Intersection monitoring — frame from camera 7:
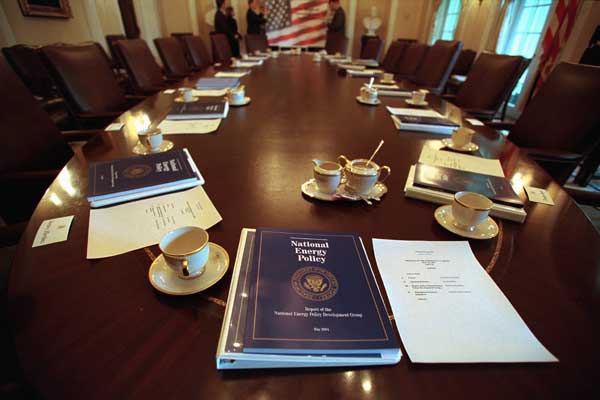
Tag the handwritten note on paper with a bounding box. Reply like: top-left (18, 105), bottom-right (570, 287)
top-left (32, 216), bottom-right (74, 247)
top-left (87, 186), bottom-right (222, 259)
top-left (524, 186), bottom-right (554, 205)
top-left (158, 119), bottom-right (221, 135)
top-left (418, 146), bottom-right (505, 177)
top-left (372, 239), bottom-right (558, 363)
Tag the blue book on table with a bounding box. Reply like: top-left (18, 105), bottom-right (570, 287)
top-left (242, 228), bottom-right (400, 355)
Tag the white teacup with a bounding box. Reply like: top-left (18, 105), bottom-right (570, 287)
top-left (452, 127), bottom-right (475, 147)
top-left (382, 72), bottom-right (394, 82)
top-left (360, 86), bottom-right (378, 103)
top-left (159, 226), bottom-right (210, 279)
top-left (242, 53), bottom-right (249, 60)
top-left (181, 88), bottom-right (195, 102)
top-left (312, 159), bottom-right (342, 194)
top-left (452, 191), bottom-right (493, 231)
top-left (411, 90), bottom-right (427, 104)
top-left (138, 128), bottom-right (163, 152)
top-left (338, 156), bottom-right (391, 195)
top-left (228, 87), bottom-right (245, 104)
top-left (232, 58), bottom-right (241, 67)
top-left (313, 53), bottom-right (322, 62)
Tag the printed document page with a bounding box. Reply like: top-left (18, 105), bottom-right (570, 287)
top-left (372, 239), bottom-right (558, 363)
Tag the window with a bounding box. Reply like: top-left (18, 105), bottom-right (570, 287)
top-left (432, 0), bottom-right (461, 43)
top-left (496, 0), bottom-right (553, 108)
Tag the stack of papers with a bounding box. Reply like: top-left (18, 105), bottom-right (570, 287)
top-left (189, 89), bottom-right (228, 97)
top-left (196, 78), bottom-right (240, 90)
top-left (372, 240), bottom-right (557, 363)
top-left (215, 71), bottom-right (250, 78)
top-left (158, 119), bottom-right (221, 135)
top-left (388, 107), bottom-right (459, 135)
top-left (363, 83), bottom-right (411, 97)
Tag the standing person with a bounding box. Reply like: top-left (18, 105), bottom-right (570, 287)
top-left (214, 0), bottom-right (240, 57)
top-left (247, 0), bottom-right (268, 35)
top-left (226, 6), bottom-right (242, 54)
top-left (327, 0), bottom-right (345, 34)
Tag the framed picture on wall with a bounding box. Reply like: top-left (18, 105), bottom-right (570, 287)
top-left (18, 0), bottom-right (72, 19)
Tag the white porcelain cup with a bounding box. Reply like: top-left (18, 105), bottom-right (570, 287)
top-left (411, 90), bottom-right (426, 104)
top-left (382, 72), bottom-right (394, 82)
top-left (242, 53), bottom-right (249, 59)
top-left (182, 88), bottom-right (195, 102)
top-left (451, 191), bottom-right (493, 231)
top-left (138, 128), bottom-right (163, 152)
top-left (232, 58), bottom-right (241, 67)
top-left (360, 86), bottom-right (378, 103)
top-left (452, 127), bottom-right (475, 147)
top-left (159, 226), bottom-right (210, 279)
top-left (338, 155), bottom-right (391, 195)
top-left (228, 87), bottom-right (245, 104)
top-left (313, 53), bottom-right (322, 62)
top-left (312, 159), bottom-right (342, 194)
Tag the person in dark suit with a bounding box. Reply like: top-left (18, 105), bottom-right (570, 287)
top-left (214, 0), bottom-right (240, 57)
top-left (327, 0), bottom-right (345, 34)
top-left (247, 0), bottom-right (268, 34)
top-left (226, 6), bottom-right (242, 42)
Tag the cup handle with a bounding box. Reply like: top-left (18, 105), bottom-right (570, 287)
top-left (181, 259), bottom-right (190, 277)
top-left (337, 155), bottom-right (350, 168)
top-left (379, 166), bottom-right (391, 182)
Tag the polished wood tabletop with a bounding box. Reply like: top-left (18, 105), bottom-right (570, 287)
top-left (7, 54), bottom-right (600, 399)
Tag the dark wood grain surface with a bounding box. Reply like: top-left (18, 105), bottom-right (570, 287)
top-left (7, 55), bottom-right (600, 399)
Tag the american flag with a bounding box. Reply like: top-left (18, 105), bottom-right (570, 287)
top-left (265, 0), bottom-right (329, 47)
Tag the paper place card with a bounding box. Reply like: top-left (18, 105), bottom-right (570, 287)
top-left (32, 216), bottom-right (74, 247)
top-left (466, 118), bottom-right (484, 126)
top-left (105, 122), bottom-right (124, 131)
top-left (163, 89), bottom-right (176, 94)
top-left (524, 186), bottom-right (554, 205)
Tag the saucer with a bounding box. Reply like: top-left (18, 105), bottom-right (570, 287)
top-left (434, 205), bottom-right (499, 240)
top-left (148, 243), bottom-right (229, 296)
top-left (380, 79), bottom-right (396, 84)
top-left (338, 181), bottom-right (388, 201)
top-left (301, 179), bottom-right (340, 201)
top-left (356, 96), bottom-right (381, 106)
top-left (229, 97), bottom-right (251, 107)
top-left (441, 138), bottom-right (479, 152)
top-left (405, 99), bottom-right (428, 107)
top-left (132, 140), bottom-right (174, 155)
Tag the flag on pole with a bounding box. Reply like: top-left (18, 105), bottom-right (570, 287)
top-left (265, 0), bottom-right (329, 47)
top-left (535, 0), bottom-right (580, 93)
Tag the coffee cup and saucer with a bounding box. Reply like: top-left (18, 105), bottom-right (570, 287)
top-left (227, 86), bottom-right (250, 106)
top-left (132, 127), bottom-right (174, 155)
top-left (174, 88), bottom-right (198, 103)
top-left (434, 191), bottom-right (499, 240)
top-left (148, 226), bottom-right (230, 295)
top-left (441, 127), bottom-right (479, 152)
top-left (337, 155), bottom-right (391, 204)
top-left (301, 159), bottom-right (344, 201)
top-left (380, 72), bottom-right (395, 84)
top-left (405, 89), bottom-right (429, 106)
top-left (356, 86), bottom-right (380, 106)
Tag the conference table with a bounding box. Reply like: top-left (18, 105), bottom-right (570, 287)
top-left (7, 54), bottom-right (600, 399)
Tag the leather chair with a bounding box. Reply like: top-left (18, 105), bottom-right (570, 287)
top-left (154, 37), bottom-right (191, 79)
top-left (116, 39), bottom-right (172, 95)
top-left (360, 37), bottom-right (384, 61)
top-left (488, 63), bottom-right (600, 185)
top-left (394, 42), bottom-right (429, 79)
top-left (410, 40), bottom-right (463, 94)
top-left (0, 56), bottom-right (96, 224)
top-left (41, 42), bottom-right (142, 128)
top-left (325, 32), bottom-right (348, 55)
top-left (182, 36), bottom-right (212, 70)
top-left (447, 53), bottom-right (528, 120)
top-left (381, 41), bottom-right (408, 73)
top-left (105, 34), bottom-right (126, 69)
top-left (452, 49), bottom-right (477, 76)
top-left (210, 33), bottom-right (233, 64)
top-left (245, 33), bottom-right (269, 54)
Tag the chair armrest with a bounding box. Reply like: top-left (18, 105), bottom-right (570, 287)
top-left (441, 94), bottom-right (457, 101)
top-left (125, 95), bottom-right (146, 107)
top-left (61, 129), bottom-right (102, 141)
top-left (564, 186), bottom-right (600, 206)
top-left (485, 120), bottom-right (516, 131)
top-left (462, 108), bottom-right (497, 120)
top-left (521, 147), bottom-right (582, 162)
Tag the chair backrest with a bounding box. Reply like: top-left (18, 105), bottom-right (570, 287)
top-left (360, 37), bottom-right (384, 61)
top-left (452, 49), bottom-right (477, 76)
top-left (2, 44), bottom-right (58, 99)
top-left (41, 42), bottom-right (127, 115)
top-left (381, 41), bottom-right (408, 72)
top-left (182, 36), bottom-right (211, 69)
top-left (0, 55), bottom-right (72, 174)
top-left (509, 62), bottom-right (600, 155)
top-left (105, 34), bottom-right (126, 68)
top-left (210, 33), bottom-right (233, 64)
top-left (395, 43), bottom-right (428, 76)
top-left (413, 40), bottom-right (463, 94)
top-left (154, 37), bottom-right (190, 78)
top-left (455, 53), bottom-right (526, 114)
top-left (325, 32), bottom-right (348, 55)
top-left (245, 33), bottom-right (269, 53)
top-left (116, 39), bottom-right (165, 94)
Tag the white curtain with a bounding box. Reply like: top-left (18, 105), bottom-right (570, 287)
top-left (427, 0), bottom-right (445, 44)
